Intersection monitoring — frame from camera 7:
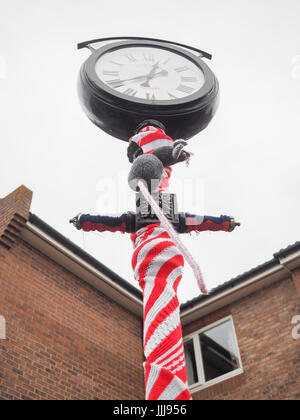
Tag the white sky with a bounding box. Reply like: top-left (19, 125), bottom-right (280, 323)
top-left (1, 0), bottom-right (299, 303)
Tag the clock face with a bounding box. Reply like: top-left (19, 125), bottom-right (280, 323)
top-left (95, 46), bottom-right (205, 102)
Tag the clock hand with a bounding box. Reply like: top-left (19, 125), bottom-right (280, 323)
top-left (144, 62), bottom-right (160, 79)
top-left (109, 74), bottom-right (154, 87)
top-left (120, 63), bottom-right (160, 84)
top-left (140, 69), bottom-right (168, 87)
top-left (108, 64), bottom-right (160, 87)
top-left (109, 70), bottom-right (168, 88)
top-left (141, 62), bottom-right (160, 87)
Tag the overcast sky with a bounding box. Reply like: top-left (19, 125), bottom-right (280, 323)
top-left (1, 0), bottom-right (299, 303)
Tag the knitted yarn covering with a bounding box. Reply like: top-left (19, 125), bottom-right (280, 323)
top-left (129, 125), bottom-right (173, 192)
top-left (131, 225), bottom-right (191, 400)
top-left (130, 125), bottom-right (191, 400)
top-left (73, 126), bottom-right (236, 400)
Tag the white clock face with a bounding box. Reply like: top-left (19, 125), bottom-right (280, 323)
top-left (95, 46), bottom-right (205, 101)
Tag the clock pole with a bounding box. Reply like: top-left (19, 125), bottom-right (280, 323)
top-left (71, 37), bottom-right (240, 400)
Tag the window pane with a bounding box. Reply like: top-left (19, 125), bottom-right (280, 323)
top-left (183, 339), bottom-right (198, 385)
top-left (199, 320), bottom-right (240, 382)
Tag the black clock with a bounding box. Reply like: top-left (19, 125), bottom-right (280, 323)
top-left (77, 37), bottom-right (219, 141)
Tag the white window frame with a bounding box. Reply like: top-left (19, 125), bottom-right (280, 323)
top-left (184, 315), bottom-right (243, 393)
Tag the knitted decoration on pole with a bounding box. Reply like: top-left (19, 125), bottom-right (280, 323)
top-left (70, 124), bottom-right (240, 400)
top-left (131, 224), bottom-right (190, 400)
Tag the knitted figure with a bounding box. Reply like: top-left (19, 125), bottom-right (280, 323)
top-left (70, 124), bottom-right (239, 400)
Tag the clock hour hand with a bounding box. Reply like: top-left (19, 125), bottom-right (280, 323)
top-left (140, 69), bottom-right (168, 87)
top-left (141, 62), bottom-right (160, 87)
top-left (121, 63), bottom-right (159, 85)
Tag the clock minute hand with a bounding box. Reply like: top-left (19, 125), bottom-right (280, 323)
top-left (109, 74), bottom-right (152, 88)
top-left (109, 70), bottom-right (167, 88)
top-left (120, 62), bottom-right (159, 84)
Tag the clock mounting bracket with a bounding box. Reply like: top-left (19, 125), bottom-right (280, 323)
top-left (77, 36), bottom-right (212, 60)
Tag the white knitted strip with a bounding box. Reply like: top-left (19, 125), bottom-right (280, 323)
top-left (145, 308), bottom-right (180, 358)
top-left (154, 338), bottom-right (183, 365)
top-left (134, 226), bottom-right (166, 249)
top-left (132, 227), bottom-right (153, 248)
top-left (130, 131), bottom-right (151, 144)
top-left (144, 229), bottom-right (168, 243)
top-left (134, 232), bottom-right (171, 271)
top-left (157, 376), bottom-right (187, 400)
top-left (141, 138), bottom-right (173, 153)
top-left (136, 244), bottom-right (179, 302)
top-left (165, 354), bottom-right (185, 371)
top-left (143, 265), bottom-right (182, 339)
top-left (134, 237), bottom-right (174, 284)
top-left (159, 348), bottom-right (184, 368)
top-left (145, 363), bottom-right (160, 400)
top-left (170, 360), bottom-right (186, 374)
top-left (142, 246), bottom-right (181, 324)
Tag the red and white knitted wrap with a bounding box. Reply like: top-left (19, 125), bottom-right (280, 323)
top-left (130, 126), bottom-right (192, 400)
top-left (129, 125), bottom-right (173, 193)
top-left (131, 225), bottom-right (191, 400)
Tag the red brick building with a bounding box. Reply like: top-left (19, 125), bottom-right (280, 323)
top-left (0, 185), bottom-right (299, 400)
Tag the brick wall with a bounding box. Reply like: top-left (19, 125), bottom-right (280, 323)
top-left (183, 275), bottom-right (300, 400)
top-left (292, 268), bottom-right (300, 297)
top-left (0, 187), bottom-right (144, 400)
top-left (0, 186), bottom-right (32, 250)
top-left (1, 186), bottom-right (299, 400)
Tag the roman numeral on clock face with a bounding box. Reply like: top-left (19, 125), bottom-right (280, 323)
top-left (144, 53), bottom-right (155, 62)
top-left (176, 84), bottom-right (195, 94)
top-left (175, 66), bottom-right (189, 73)
top-left (145, 92), bottom-right (157, 100)
top-left (124, 88), bottom-right (137, 96)
top-left (125, 53), bottom-right (137, 62)
top-left (103, 70), bottom-right (119, 77)
top-left (181, 76), bottom-right (197, 83)
top-left (107, 79), bottom-right (124, 88)
top-left (168, 92), bottom-right (178, 99)
top-left (110, 61), bottom-right (123, 67)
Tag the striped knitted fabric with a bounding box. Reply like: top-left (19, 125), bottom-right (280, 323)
top-left (130, 125), bottom-right (191, 400)
top-left (129, 125), bottom-right (173, 192)
top-left (131, 225), bottom-right (191, 400)
top-left (129, 125), bottom-right (174, 154)
top-left (71, 126), bottom-right (237, 401)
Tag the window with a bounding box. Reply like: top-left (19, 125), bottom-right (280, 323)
top-left (183, 316), bottom-right (243, 392)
